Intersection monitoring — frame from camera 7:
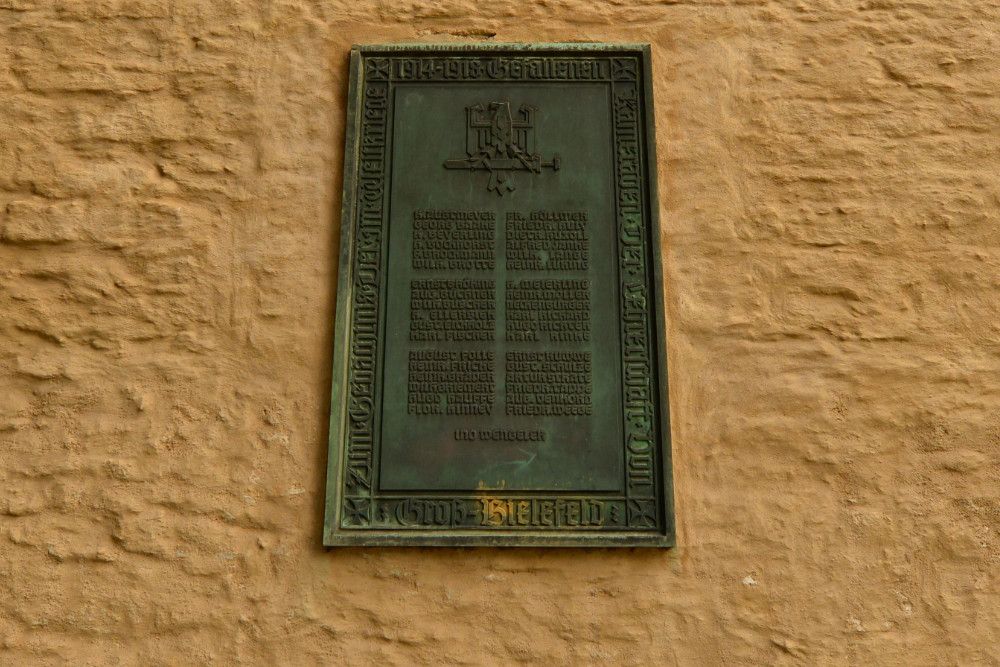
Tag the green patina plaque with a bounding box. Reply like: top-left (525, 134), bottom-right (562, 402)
top-left (324, 44), bottom-right (674, 547)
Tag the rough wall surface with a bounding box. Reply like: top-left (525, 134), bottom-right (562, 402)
top-left (2, 1), bottom-right (999, 664)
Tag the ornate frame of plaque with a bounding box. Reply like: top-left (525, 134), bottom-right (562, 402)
top-left (324, 44), bottom-right (674, 547)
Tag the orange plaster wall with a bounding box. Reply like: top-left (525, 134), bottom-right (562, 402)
top-left (2, 1), bottom-right (999, 664)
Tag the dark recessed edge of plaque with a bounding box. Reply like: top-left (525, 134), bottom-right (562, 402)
top-left (324, 43), bottom-right (674, 547)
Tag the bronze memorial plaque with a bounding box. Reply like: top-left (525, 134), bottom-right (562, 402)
top-left (324, 44), bottom-right (674, 546)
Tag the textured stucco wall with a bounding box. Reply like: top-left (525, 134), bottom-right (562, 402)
top-left (2, 1), bottom-right (1000, 664)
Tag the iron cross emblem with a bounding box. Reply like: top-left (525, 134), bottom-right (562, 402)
top-left (443, 101), bottom-right (561, 195)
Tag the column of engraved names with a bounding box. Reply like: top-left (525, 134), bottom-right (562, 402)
top-left (505, 352), bottom-right (593, 416)
top-left (505, 210), bottom-right (588, 271)
top-left (410, 278), bottom-right (495, 342)
top-left (505, 210), bottom-right (591, 343)
top-left (412, 209), bottom-right (495, 270)
top-left (506, 279), bottom-right (590, 343)
top-left (505, 210), bottom-right (593, 416)
top-left (408, 209), bottom-right (497, 419)
top-left (408, 350), bottom-right (495, 416)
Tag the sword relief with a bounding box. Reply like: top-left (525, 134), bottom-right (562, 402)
top-left (443, 101), bottom-right (561, 195)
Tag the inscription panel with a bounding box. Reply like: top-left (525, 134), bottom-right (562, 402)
top-left (325, 44), bottom-right (673, 547)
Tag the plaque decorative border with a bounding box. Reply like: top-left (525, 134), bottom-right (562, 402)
top-left (325, 44), bottom-right (674, 547)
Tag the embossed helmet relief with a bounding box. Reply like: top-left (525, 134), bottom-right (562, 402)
top-left (325, 44), bottom-right (674, 547)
